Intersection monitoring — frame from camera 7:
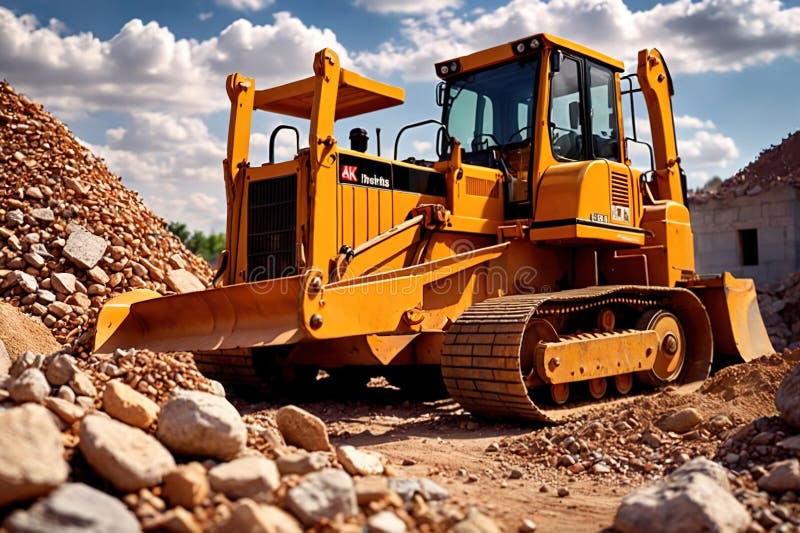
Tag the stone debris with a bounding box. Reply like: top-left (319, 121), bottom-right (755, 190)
top-left (613, 458), bottom-right (750, 533)
top-left (276, 404), bottom-right (332, 452)
top-left (4, 483), bottom-right (140, 533)
top-left (0, 404), bottom-right (69, 506)
top-left (0, 81), bottom-right (212, 357)
top-left (775, 362), bottom-right (800, 428)
top-left (221, 499), bottom-right (303, 533)
top-left (285, 468), bottom-right (358, 526)
top-left (78, 414), bottom-right (176, 492)
top-left (208, 456), bottom-right (281, 501)
top-left (162, 462), bottom-right (210, 509)
top-left (276, 451), bottom-right (332, 476)
top-left (157, 390), bottom-right (247, 460)
top-left (337, 445), bottom-right (385, 476)
top-left (102, 379), bottom-right (160, 428)
top-left (8, 367), bottom-right (50, 403)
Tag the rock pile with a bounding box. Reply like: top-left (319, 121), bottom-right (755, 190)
top-left (0, 346), bottom-right (491, 532)
top-left (758, 272), bottom-right (800, 351)
top-left (0, 80), bottom-right (212, 357)
top-left (690, 130), bottom-right (800, 201)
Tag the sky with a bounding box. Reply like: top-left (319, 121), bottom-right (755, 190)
top-left (1, 0), bottom-right (799, 232)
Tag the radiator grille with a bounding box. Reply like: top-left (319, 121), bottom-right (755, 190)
top-left (247, 175), bottom-right (297, 281)
top-left (466, 177), bottom-right (499, 198)
top-left (611, 172), bottom-right (629, 206)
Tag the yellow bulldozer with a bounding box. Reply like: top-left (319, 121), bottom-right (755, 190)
top-left (95, 34), bottom-right (774, 421)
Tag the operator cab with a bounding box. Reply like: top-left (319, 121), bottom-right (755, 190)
top-left (436, 34), bottom-right (640, 245)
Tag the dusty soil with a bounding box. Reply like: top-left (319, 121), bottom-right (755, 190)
top-left (0, 301), bottom-right (61, 360)
top-left (234, 351), bottom-right (798, 532)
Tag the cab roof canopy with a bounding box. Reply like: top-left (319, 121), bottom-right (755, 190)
top-left (435, 33), bottom-right (625, 79)
top-left (253, 69), bottom-right (405, 120)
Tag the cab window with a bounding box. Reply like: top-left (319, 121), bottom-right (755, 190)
top-left (549, 56), bottom-right (585, 161)
top-left (588, 63), bottom-right (620, 161)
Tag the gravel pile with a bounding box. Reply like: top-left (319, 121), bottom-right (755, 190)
top-left (0, 349), bottom-right (497, 532)
top-left (690, 130), bottom-right (800, 202)
top-left (758, 272), bottom-right (800, 351)
top-left (0, 80), bottom-right (212, 357)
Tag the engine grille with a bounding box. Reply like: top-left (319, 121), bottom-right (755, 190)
top-left (611, 171), bottom-right (630, 206)
top-left (247, 175), bottom-right (297, 281)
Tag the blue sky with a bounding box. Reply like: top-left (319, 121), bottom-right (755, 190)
top-left (1, 0), bottom-right (799, 231)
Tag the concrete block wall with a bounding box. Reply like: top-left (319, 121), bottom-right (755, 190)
top-left (689, 185), bottom-right (798, 284)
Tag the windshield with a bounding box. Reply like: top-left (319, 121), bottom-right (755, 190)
top-left (442, 57), bottom-right (539, 154)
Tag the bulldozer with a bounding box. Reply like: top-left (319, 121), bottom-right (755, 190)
top-left (94, 34), bottom-right (774, 421)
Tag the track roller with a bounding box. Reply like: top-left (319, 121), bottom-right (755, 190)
top-left (636, 309), bottom-right (686, 386)
top-left (587, 377), bottom-right (607, 399)
top-left (614, 373), bottom-right (634, 394)
top-left (550, 383), bottom-right (570, 405)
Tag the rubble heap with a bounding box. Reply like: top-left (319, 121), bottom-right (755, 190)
top-left (0, 80), bottom-right (213, 356)
top-left (690, 130), bottom-right (800, 201)
top-left (0, 346), bottom-right (493, 532)
top-left (758, 272), bottom-right (800, 351)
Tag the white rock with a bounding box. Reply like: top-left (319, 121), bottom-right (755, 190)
top-left (157, 390), bottom-right (246, 460)
top-left (165, 269), bottom-right (205, 294)
top-left (368, 511), bottom-right (408, 533)
top-left (9, 368), bottom-right (51, 403)
top-left (0, 404), bottom-right (69, 505)
top-left (62, 228), bottom-right (108, 270)
top-left (209, 456), bottom-right (281, 501)
top-left (45, 353), bottom-right (78, 386)
top-left (15, 271), bottom-right (38, 293)
top-left (79, 414), bottom-right (175, 492)
top-left (337, 445), bottom-right (384, 476)
top-left (276, 405), bottom-right (331, 452)
top-left (613, 458), bottom-right (750, 533)
top-left (757, 459), bottom-right (800, 493)
top-left (285, 468), bottom-right (357, 526)
top-left (50, 272), bottom-right (77, 294)
top-left (4, 483), bottom-right (139, 533)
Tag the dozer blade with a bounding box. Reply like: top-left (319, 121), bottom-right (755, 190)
top-left (686, 272), bottom-right (775, 362)
top-left (93, 276), bottom-right (307, 354)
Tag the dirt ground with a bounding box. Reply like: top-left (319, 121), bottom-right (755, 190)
top-left (233, 351), bottom-right (798, 532)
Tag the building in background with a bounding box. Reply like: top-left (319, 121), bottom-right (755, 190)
top-left (688, 131), bottom-right (800, 284)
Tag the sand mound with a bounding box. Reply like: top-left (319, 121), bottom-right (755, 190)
top-left (0, 301), bottom-right (61, 360)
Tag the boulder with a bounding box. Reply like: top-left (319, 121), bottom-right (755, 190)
top-left (276, 451), bottom-right (332, 476)
top-left (50, 272), bottom-right (77, 295)
top-left (453, 508), bottom-right (501, 533)
top-left (337, 445), bottom-right (384, 476)
top-left (4, 483), bottom-right (139, 533)
top-left (209, 457), bottom-right (281, 501)
top-left (776, 363), bottom-right (800, 428)
top-left (656, 408), bottom-right (703, 434)
top-left (757, 459), bottom-right (800, 493)
top-left (162, 462), bottom-right (210, 509)
top-left (275, 405), bottom-right (331, 452)
top-left (225, 499), bottom-right (303, 533)
top-left (79, 414), bottom-right (175, 492)
top-left (69, 370), bottom-right (96, 397)
top-left (0, 404), bottom-right (69, 506)
top-left (45, 353), bottom-right (77, 386)
top-left (157, 390), bottom-right (246, 460)
top-left (62, 228), bottom-right (107, 269)
top-left (9, 368), bottom-right (50, 403)
top-left (389, 478), bottom-right (449, 502)
top-left (165, 269), bottom-right (205, 294)
top-left (15, 271), bottom-right (38, 293)
top-left (43, 397), bottom-right (85, 424)
top-left (368, 510), bottom-right (408, 533)
top-left (285, 468), bottom-right (358, 526)
top-left (613, 458), bottom-right (749, 533)
top-left (103, 379), bottom-right (159, 428)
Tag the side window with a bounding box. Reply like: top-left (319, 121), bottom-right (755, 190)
top-left (549, 56), bottom-right (585, 161)
top-left (588, 63), bottom-right (620, 161)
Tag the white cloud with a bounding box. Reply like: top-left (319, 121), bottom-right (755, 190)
top-left (353, 0), bottom-right (462, 14)
top-left (0, 8), bottom-right (351, 116)
top-left (215, 0), bottom-right (274, 11)
top-left (198, 12), bottom-right (213, 21)
top-left (674, 115), bottom-right (716, 130)
top-left (679, 130), bottom-right (740, 168)
top-left (353, 0), bottom-right (800, 81)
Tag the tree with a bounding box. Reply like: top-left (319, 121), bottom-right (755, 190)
top-left (702, 175), bottom-right (723, 191)
top-left (167, 221), bottom-right (225, 264)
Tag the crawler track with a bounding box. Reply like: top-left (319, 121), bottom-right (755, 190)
top-left (441, 285), bottom-right (714, 422)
